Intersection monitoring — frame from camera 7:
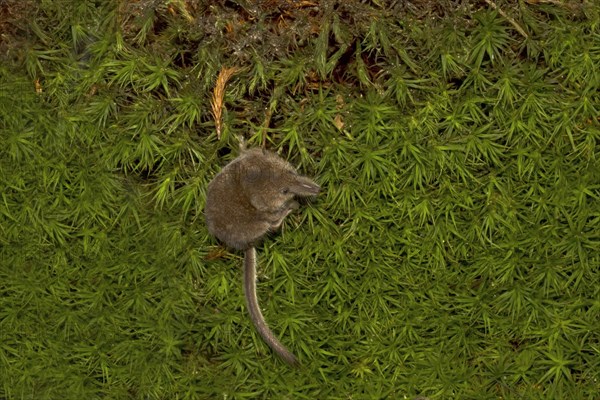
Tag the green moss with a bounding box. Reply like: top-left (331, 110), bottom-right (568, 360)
top-left (1, 0), bottom-right (599, 398)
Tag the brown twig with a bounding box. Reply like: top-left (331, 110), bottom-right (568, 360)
top-left (211, 66), bottom-right (240, 139)
top-left (262, 107), bottom-right (272, 149)
top-left (524, 0), bottom-right (585, 13)
top-left (484, 0), bottom-right (529, 39)
top-left (524, 0), bottom-right (570, 5)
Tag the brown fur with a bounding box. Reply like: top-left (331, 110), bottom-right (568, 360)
top-left (205, 147), bottom-right (319, 365)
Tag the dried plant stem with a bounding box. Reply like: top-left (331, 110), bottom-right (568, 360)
top-left (262, 107), bottom-right (272, 149)
top-left (484, 0), bottom-right (529, 39)
top-left (211, 66), bottom-right (240, 139)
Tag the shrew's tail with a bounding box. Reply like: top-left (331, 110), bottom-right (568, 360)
top-left (244, 247), bottom-right (299, 366)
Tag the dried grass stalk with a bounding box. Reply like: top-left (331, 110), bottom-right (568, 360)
top-left (484, 0), bottom-right (529, 39)
top-left (211, 66), bottom-right (240, 139)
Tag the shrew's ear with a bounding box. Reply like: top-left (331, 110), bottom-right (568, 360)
top-left (242, 164), bottom-right (262, 186)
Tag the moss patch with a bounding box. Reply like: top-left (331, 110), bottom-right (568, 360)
top-left (1, 0), bottom-right (599, 398)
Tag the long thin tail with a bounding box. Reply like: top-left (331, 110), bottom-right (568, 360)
top-left (244, 247), bottom-right (299, 366)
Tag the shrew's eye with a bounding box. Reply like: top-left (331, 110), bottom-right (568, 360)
top-left (281, 188), bottom-right (289, 195)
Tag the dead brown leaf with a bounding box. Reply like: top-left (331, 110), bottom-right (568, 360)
top-left (333, 114), bottom-right (345, 131)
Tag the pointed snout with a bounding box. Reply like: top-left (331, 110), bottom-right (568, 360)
top-left (292, 176), bottom-right (320, 197)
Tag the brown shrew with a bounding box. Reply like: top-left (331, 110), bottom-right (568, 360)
top-left (205, 147), bottom-right (319, 365)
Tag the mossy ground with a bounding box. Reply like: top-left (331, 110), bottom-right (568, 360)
top-left (1, 0), bottom-right (599, 399)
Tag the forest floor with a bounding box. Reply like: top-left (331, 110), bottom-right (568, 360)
top-left (1, 1), bottom-right (599, 399)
